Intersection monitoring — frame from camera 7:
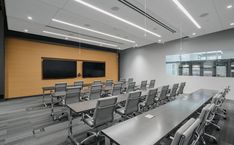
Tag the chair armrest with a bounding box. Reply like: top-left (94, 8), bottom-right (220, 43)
top-left (117, 103), bottom-right (124, 108)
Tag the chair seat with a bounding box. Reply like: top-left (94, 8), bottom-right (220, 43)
top-left (51, 91), bottom-right (66, 97)
top-left (116, 107), bottom-right (125, 115)
top-left (83, 117), bottom-right (94, 127)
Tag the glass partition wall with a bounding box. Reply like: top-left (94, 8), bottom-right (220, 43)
top-left (166, 49), bottom-right (234, 78)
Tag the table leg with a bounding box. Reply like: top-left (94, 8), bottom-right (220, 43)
top-left (51, 95), bottom-right (54, 117)
top-left (42, 90), bottom-right (47, 107)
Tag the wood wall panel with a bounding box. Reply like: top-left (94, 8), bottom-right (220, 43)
top-left (5, 37), bottom-right (118, 98)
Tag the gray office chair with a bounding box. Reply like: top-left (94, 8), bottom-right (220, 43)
top-left (111, 82), bottom-right (122, 96)
top-left (128, 78), bottom-right (133, 83)
top-left (126, 82), bottom-right (136, 93)
top-left (156, 85), bottom-right (169, 105)
top-left (119, 78), bottom-right (127, 92)
top-left (116, 91), bottom-right (141, 119)
top-left (167, 83), bottom-right (179, 101)
top-left (171, 118), bottom-right (201, 145)
top-left (149, 80), bottom-right (156, 88)
top-left (105, 80), bottom-right (113, 87)
top-left (50, 83), bottom-right (67, 118)
top-left (195, 104), bottom-right (217, 145)
top-left (140, 80), bottom-right (147, 90)
top-left (93, 80), bottom-right (102, 85)
top-left (74, 81), bottom-right (84, 89)
top-left (66, 86), bottom-right (82, 103)
top-left (177, 82), bottom-right (186, 95)
top-left (81, 97), bottom-right (117, 144)
top-left (57, 86), bottom-right (82, 121)
top-left (139, 88), bottom-right (157, 111)
top-left (89, 84), bottom-right (103, 100)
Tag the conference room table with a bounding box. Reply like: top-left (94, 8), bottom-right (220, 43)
top-left (101, 89), bottom-right (218, 145)
top-left (66, 88), bottom-right (151, 145)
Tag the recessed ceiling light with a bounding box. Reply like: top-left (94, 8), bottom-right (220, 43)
top-left (24, 29), bottom-right (28, 32)
top-left (192, 33), bottom-right (196, 35)
top-left (158, 40), bottom-right (162, 42)
top-left (73, 0), bottom-right (161, 38)
top-left (199, 13), bottom-right (209, 18)
top-left (227, 5), bottom-right (232, 9)
top-left (172, 0), bottom-right (201, 29)
top-left (230, 23), bottom-right (234, 26)
top-left (43, 31), bottom-right (118, 48)
top-left (27, 16), bottom-right (32, 20)
top-left (111, 6), bottom-right (120, 11)
top-left (52, 19), bottom-right (135, 43)
top-left (65, 37), bottom-right (69, 40)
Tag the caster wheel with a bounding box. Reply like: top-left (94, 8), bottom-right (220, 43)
top-left (216, 128), bottom-right (220, 131)
top-left (213, 139), bottom-right (217, 144)
top-left (223, 117), bottom-right (227, 120)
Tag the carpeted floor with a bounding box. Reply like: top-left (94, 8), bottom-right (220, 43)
top-left (0, 95), bottom-right (233, 145)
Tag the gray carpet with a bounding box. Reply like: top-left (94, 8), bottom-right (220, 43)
top-left (0, 96), bottom-right (233, 145)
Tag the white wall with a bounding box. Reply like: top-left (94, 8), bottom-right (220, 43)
top-left (120, 29), bottom-right (234, 100)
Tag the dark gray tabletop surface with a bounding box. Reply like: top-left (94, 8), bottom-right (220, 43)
top-left (101, 89), bottom-right (218, 145)
top-left (67, 89), bottom-right (150, 113)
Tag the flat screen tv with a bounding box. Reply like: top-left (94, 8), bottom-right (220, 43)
top-left (42, 59), bottom-right (77, 79)
top-left (82, 61), bottom-right (105, 78)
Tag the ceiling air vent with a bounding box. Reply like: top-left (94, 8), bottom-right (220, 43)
top-left (118, 0), bottom-right (176, 33)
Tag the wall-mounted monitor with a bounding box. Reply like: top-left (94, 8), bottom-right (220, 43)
top-left (42, 59), bottom-right (77, 79)
top-left (82, 61), bottom-right (105, 78)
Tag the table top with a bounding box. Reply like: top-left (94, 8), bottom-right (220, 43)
top-left (101, 89), bottom-right (218, 145)
top-left (67, 89), bottom-right (150, 113)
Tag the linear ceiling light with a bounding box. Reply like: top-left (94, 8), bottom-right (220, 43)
top-left (52, 19), bottom-right (135, 43)
top-left (73, 0), bottom-right (161, 38)
top-left (43, 31), bottom-right (118, 47)
top-left (172, 0), bottom-right (201, 29)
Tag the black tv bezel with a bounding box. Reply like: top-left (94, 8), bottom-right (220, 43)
top-left (42, 58), bottom-right (77, 80)
top-left (82, 61), bottom-right (106, 78)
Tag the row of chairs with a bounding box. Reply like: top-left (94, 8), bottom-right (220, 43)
top-left (79, 82), bottom-right (186, 144)
top-left (49, 79), bottom-right (154, 119)
top-left (170, 86), bottom-right (230, 145)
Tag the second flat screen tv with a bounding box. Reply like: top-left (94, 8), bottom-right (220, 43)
top-left (42, 59), bottom-right (77, 79)
top-left (83, 61), bottom-right (105, 78)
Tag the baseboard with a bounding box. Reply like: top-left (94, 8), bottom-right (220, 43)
top-left (4, 94), bottom-right (45, 101)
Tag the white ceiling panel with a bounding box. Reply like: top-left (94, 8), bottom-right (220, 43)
top-left (4, 0), bottom-right (234, 50)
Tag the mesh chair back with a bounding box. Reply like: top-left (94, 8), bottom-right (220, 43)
top-left (128, 78), bottom-right (133, 83)
top-left (55, 83), bottom-right (67, 92)
top-left (120, 78), bottom-right (126, 91)
top-left (171, 118), bottom-right (196, 145)
top-left (127, 82), bottom-right (136, 93)
top-left (170, 83), bottom-right (179, 97)
top-left (93, 97), bottom-right (117, 127)
top-left (140, 80), bottom-right (147, 90)
top-left (112, 82), bottom-right (122, 96)
top-left (159, 85), bottom-right (169, 101)
top-left (66, 86), bottom-right (81, 102)
top-left (125, 91), bottom-right (141, 115)
top-left (196, 104), bottom-right (211, 135)
top-left (149, 80), bottom-right (156, 88)
top-left (145, 88), bottom-right (157, 106)
top-left (178, 82), bottom-right (186, 95)
top-left (182, 119), bottom-right (201, 145)
top-left (93, 80), bottom-right (102, 85)
top-left (106, 80), bottom-right (113, 87)
top-left (119, 78), bottom-right (126, 82)
top-left (89, 84), bottom-right (102, 100)
top-left (74, 81), bottom-right (83, 88)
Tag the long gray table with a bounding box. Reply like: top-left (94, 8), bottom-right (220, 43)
top-left (66, 89), bottom-right (152, 145)
top-left (101, 89), bottom-right (218, 145)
